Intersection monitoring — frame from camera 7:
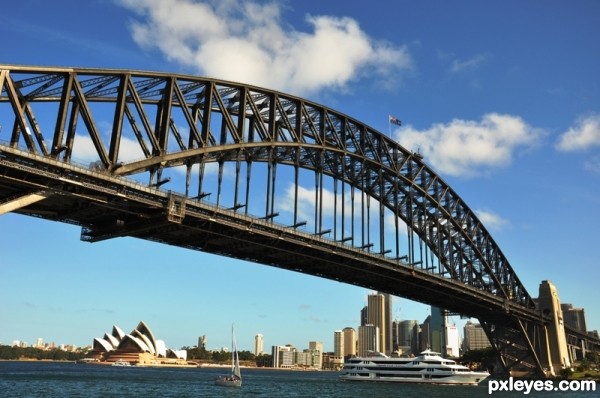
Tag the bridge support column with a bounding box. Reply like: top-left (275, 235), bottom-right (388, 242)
top-left (538, 280), bottom-right (572, 374)
top-left (0, 191), bottom-right (51, 216)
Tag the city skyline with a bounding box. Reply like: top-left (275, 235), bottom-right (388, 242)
top-left (1, 0), bottom-right (600, 353)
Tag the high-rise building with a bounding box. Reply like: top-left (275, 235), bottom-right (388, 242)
top-left (198, 335), bottom-right (206, 350)
top-left (446, 324), bottom-right (460, 357)
top-left (342, 327), bottom-right (357, 358)
top-left (334, 330), bottom-right (344, 357)
top-left (360, 306), bottom-right (368, 326)
top-left (430, 306), bottom-right (446, 355)
top-left (367, 293), bottom-right (387, 354)
top-left (272, 345), bottom-right (296, 368)
top-left (308, 341), bottom-right (323, 368)
top-left (357, 324), bottom-right (379, 357)
top-left (463, 321), bottom-right (491, 351)
top-left (420, 315), bottom-right (431, 352)
top-left (398, 320), bottom-right (419, 355)
top-left (254, 334), bottom-right (264, 356)
top-left (561, 304), bottom-right (587, 333)
top-left (392, 320), bottom-right (400, 352)
top-left (382, 293), bottom-right (393, 355)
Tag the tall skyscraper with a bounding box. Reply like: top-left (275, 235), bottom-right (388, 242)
top-left (382, 292), bottom-right (393, 355)
top-left (360, 306), bottom-right (368, 326)
top-left (463, 321), bottom-right (491, 351)
top-left (198, 335), bottom-right (206, 350)
top-left (334, 330), bottom-right (344, 357)
top-left (430, 306), bottom-right (446, 355)
top-left (561, 304), bottom-right (587, 333)
top-left (446, 324), bottom-right (460, 357)
top-left (367, 293), bottom-right (387, 354)
top-left (420, 315), bottom-right (431, 352)
top-left (342, 327), bottom-right (357, 358)
top-left (254, 334), bottom-right (264, 356)
top-left (357, 324), bottom-right (379, 357)
top-left (398, 320), bottom-right (419, 355)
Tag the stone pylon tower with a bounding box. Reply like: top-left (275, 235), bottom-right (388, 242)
top-left (538, 280), bottom-right (571, 374)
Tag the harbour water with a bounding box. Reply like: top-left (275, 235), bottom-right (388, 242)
top-left (0, 361), bottom-right (593, 397)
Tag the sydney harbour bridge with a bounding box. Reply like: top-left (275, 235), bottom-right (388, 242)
top-left (1, 65), bottom-right (598, 376)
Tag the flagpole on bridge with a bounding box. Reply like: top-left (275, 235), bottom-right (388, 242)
top-left (388, 114), bottom-right (402, 137)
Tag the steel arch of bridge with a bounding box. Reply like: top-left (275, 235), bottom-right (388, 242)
top-left (0, 65), bottom-right (566, 375)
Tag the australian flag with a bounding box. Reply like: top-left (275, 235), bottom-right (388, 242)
top-left (389, 115), bottom-right (402, 126)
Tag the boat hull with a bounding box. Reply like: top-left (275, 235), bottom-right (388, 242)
top-left (215, 376), bottom-right (242, 388)
top-left (339, 372), bottom-right (488, 385)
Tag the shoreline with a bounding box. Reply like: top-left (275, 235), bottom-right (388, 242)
top-left (0, 358), bottom-right (329, 371)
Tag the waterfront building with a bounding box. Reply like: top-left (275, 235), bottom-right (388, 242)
top-left (357, 324), bottom-right (379, 357)
top-left (463, 321), bottom-right (491, 351)
top-left (308, 341), bottom-right (323, 369)
top-left (90, 321), bottom-right (186, 365)
top-left (272, 345), bottom-right (296, 368)
top-left (254, 333), bottom-right (264, 356)
top-left (342, 327), bottom-right (357, 358)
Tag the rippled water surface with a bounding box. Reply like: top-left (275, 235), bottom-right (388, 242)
top-left (0, 361), bottom-right (593, 397)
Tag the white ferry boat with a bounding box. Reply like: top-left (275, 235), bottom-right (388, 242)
top-left (339, 350), bottom-right (489, 385)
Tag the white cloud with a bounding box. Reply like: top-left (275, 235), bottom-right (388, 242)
top-left (556, 114), bottom-right (600, 152)
top-left (450, 53), bottom-right (489, 73)
top-left (474, 209), bottom-right (509, 231)
top-left (117, 0), bottom-right (412, 96)
top-left (394, 113), bottom-right (542, 177)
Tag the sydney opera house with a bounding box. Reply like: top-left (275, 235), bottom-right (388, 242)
top-left (90, 321), bottom-right (187, 365)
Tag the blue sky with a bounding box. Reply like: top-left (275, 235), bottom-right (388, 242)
top-left (1, 0), bottom-right (599, 353)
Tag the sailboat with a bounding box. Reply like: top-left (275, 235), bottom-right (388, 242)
top-left (215, 325), bottom-right (242, 388)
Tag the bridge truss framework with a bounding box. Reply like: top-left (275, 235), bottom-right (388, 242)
top-left (1, 65), bottom-right (597, 375)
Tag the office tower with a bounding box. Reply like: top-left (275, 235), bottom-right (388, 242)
top-left (463, 321), bottom-right (491, 351)
top-left (334, 330), bottom-right (344, 357)
top-left (308, 341), bottom-right (323, 368)
top-left (254, 333), bottom-right (264, 356)
top-left (357, 324), bottom-right (379, 357)
top-left (367, 293), bottom-right (386, 354)
top-left (398, 320), bottom-right (419, 355)
top-left (272, 345), bottom-right (296, 368)
top-left (446, 324), bottom-right (460, 357)
top-left (420, 315), bottom-right (431, 352)
top-left (382, 292), bottom-right (393, 355)
top-left (561, 304), bottom-right (587, 333)
top-left (198, 335), bottom-right (206, 350)
top-left (342, 327), bottom-right (357, 358)
top-left (430, 305), bottom-right (446, 355)
top-left (360, 306), bottom-right (368, 326)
